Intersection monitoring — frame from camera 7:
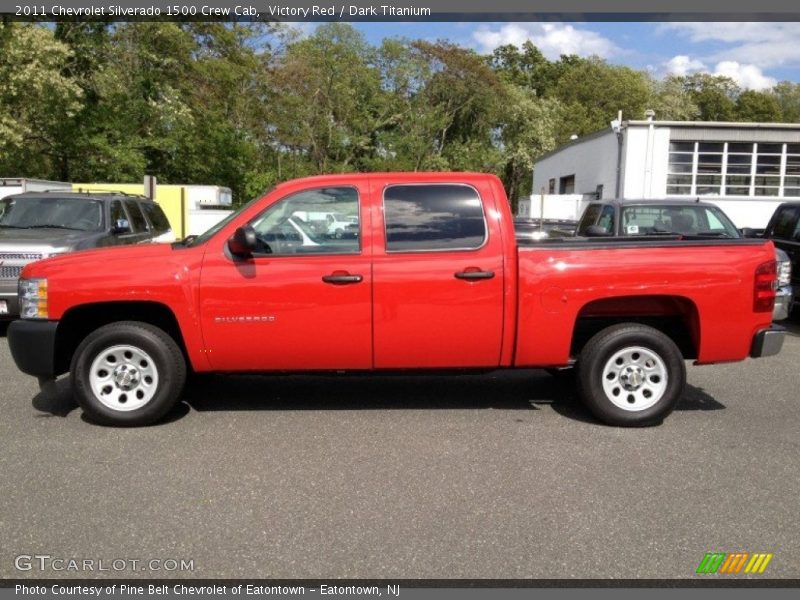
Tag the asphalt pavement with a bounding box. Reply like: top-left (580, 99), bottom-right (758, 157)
top-left (1, 319), bottom-right (798, 580)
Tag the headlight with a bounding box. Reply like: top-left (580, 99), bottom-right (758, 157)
top-left (18, 278), bottom-right (48, 320)
top-left (778, 261), bottom-right (792, 287)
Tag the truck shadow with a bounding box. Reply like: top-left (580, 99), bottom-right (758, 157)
top-left (178, 371), bottom-right (725, 426)
top-left (548, 381), bottom-right (724, 425)
top-left (0, 322), bottom-right (8, 337)
top-left (181, 370), bottom-right (558, 412)
top-left (32, 371), bottom-right (725, 426)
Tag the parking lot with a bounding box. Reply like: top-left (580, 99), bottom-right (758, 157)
top-left (1, 318), bottom-right (799, 580)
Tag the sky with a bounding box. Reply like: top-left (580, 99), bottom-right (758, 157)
top-left (295, 21), bottom-right (800, 90)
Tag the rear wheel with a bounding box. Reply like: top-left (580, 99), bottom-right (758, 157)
top-left (71, 321), bottom-right (186, 426)
top-left (576, 324), bottom-right (685, 426)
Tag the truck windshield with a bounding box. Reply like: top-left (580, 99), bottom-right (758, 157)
top-left (620, 205), bottom-right (740, 238)
top-left (0, 197), bottom-right (103, 231)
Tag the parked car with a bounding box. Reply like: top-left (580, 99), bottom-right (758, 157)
top-left (0, 191), bottom-right (173, 318)
top-left (575, 198), bottom-right (794, 321)
top-left (326, 213), bottom-right (358, 238)
top-left (8, 173), bottom-right (784, 427)
top-left (754, 202), bottom-right (800, 316)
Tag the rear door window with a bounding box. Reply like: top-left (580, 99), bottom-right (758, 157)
top-left (124, 200), bottom-right (149, 233)
top-left (597, 205), bottom-right (615, 233)
top-left (577, 204), bottom-right (602, 235)
top-left (110, 200), bottom-right (126, 225)
top-left (383, 184), bottom-right (486, 252)
top-left (140, 202), bottom-right (171, 234)
top-left (770, 207), bottom-right (800, 240)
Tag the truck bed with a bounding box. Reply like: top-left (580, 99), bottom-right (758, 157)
top-left (513, 237), bottom-right (776, 367)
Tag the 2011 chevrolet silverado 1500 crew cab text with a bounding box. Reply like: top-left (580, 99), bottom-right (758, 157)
top-left (7, 173), bottom-right (786, 427)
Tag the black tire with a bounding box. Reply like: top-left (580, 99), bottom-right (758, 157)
top-left (576, 323), bottom-right (686, 427)
top-left (71, 321), bottom-right (186, 426)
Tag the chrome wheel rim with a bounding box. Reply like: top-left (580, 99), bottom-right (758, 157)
top-left (89, 345), bottom-right (159, 411)
top-left (601, 346), bottom-right (667, 412)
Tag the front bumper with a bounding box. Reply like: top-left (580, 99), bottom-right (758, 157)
top-left (773, 285), bottom-right (794, 322)
top-left (7, 319), bottom-right (59, 378)
top-left (750, 325), bottom-right (786, 358)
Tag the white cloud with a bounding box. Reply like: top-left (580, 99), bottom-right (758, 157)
top-left (664, 55), bottom-right (707, 76)
top-left (662, 54), bottom-right (777, 90)
top-left (712, 61), bottom-right (777, 91)
top-left (473, 23), bottom-right (618, 60)
top-left (661, 22), bottom-right (800, 70)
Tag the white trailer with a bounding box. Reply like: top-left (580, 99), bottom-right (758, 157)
top-left (0, 178), bottom-right (72, 199)
top-left (184, 185), bottom-right (232, 236)
top-left (518, 193), bottom-right (592, 221)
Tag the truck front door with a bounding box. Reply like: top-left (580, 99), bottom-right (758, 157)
top-left (198, 184), bottom-right (373, 371)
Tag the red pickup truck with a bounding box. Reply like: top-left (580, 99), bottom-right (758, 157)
top-left (8, 173), bottom-right (785, 427)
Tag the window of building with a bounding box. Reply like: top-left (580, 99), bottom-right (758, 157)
top-left (666, 142), bottom-right (694, 195)
top-left (548, 178), bottom-right (556, 194)
top-left (559, 175), bottom-right (575, 194)
top-left (785, 144), bottom-right (800, 197)
top-left (667, 140), bottom-right (800, 198)
top-left (383, 184), bottom-right (486, 252)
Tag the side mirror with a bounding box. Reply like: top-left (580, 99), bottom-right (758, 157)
top-left (112, 219), bottom-right (131, 234)
top-left (739, 227), bottom-right (759, 238)
top-left (227, 225), bottom-right (257, 257)
top-left (584, 225), bottom-right (612, 237)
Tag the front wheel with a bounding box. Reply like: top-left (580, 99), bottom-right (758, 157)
top-left (576, 324), bottom-right (686, 426)
top-left (71, 321), bottom-right (186, 426)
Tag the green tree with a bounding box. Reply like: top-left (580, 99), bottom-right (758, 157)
top-left (554, 57), bottom-right (651, 138)
top-left (0, 23), bottom-right (83, 178)
top-left (497, 84), bottom-right (562, 206)
top-left (489, 41), bottom-right (559, 97)
top-left (735, 90), bottom-right (783, 122)
top-left (681, 73), bottom-right (739, 121)
top-left (648, 75), bottom-right (700, 121)
top-left (772, 81), bottom-right (800, 122)
top-left (266, 24), bottom-right (385, 174)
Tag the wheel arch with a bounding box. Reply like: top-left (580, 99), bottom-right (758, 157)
top-left (571, 295), bottom-right (700, 360)
top-left (54, 301), bottom-right (189, 376)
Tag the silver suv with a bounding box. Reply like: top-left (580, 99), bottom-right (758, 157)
top-left (0, 191), bottom-right (173, 318)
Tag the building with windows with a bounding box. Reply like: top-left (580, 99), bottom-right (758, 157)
top-left (527, 119), bottom-right (800, 228)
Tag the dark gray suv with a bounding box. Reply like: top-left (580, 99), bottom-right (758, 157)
top-left (0, 191), bottom-right (173, 318)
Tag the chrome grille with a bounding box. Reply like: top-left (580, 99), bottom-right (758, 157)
top-left (0, 266), bottom-right (23, 279)
top-left (0, 252), bottom-right (42, 261)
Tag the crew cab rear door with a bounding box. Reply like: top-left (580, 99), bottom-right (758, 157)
top-left (198, 182), bottom-right (373, 371)
top-left (371, 177), bottom-right (505, 368)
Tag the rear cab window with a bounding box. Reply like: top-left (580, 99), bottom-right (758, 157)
top-left (620, 205), bottom-right (739, 237)
top-left (383, 184), bottom-right (487, 252)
